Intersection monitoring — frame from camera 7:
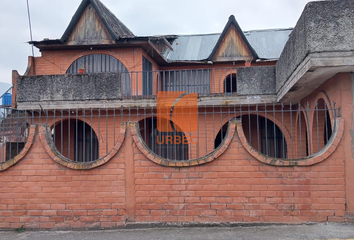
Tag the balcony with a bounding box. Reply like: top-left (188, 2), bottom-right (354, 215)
top-left (15, 67), bottom-right (276, 110)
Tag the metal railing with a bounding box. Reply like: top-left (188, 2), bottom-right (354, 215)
top-left (0, 107), bottom-right (29, 162)
top-left (121, 68), bottom-right (238, 98)
top-left (0, 102), bottom-right (338, 163)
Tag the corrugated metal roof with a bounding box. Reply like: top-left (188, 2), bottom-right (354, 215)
top-left (163, 34), bottom-right (220, 61)
top-left (163, 28), bottom-right (292, 62)
top-left (244, 28), bottom-right (293, 60)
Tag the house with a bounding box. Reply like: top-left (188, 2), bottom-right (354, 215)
top-left (0, 0), bottom-right (353, 229)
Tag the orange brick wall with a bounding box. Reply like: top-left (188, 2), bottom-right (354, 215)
top-left (0, 107), bottom-right (348, 229)
top-left (26, 48), bottom-right (270, 97)
top-left (301, 73), bottom-right (354, 214)
top-left (0, 142), bottom-right (126, 229)
top-left (31, 48), bottom-right (271, 76)
top-left (132, 132), bottom-right (346, 223)
top-left (33, 48), bottom-right (146, 74)
top-left (3, 66), bottom-right (354, 228)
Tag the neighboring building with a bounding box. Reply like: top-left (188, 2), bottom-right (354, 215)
top-left (0, 82), bottom-right (12, 105)
top-left (0, 81), bottom-right (12, 117)
top-left (0, 0), bottom-right (354, 229)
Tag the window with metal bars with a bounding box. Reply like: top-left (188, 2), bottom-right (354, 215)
top-left (161, 69), bottom-right (210, 95)
top-left (215, 115), bottom-right (287, 159)
top-left (260, 117), bottom-right (287, 158)
top-left (139, 118), bottom-right (188, 161)
top-left (66, 54), bottom-right (129, 74)
top-left (66, 54), bottom-right (131, 97)
top-left (142, 56), bottom-right (153, 96)
top-left (53, 119), bottom-right (99, 163)
top-left (224, 74), bottom-right (237, 94)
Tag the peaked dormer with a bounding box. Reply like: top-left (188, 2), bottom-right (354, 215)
top-left (209, 15), bottom-right (258, 62)
top-left (60, 0), bottom-right (135, 45)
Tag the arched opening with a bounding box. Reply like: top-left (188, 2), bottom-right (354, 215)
top-left (0, 109), bottom-right (29, 162)
top-left (0, 118), bottom-right (29, 162)
top-left (224, 74), bottom-right (237, 94)
top-left (295, 111), bottom-right (309, 158)
top-left (139, 117), bottom-right (188, 161)
top-left (214, 123), bottom-right (228, 149)
top-left (312, 98), bottom-right (333, 154)
top-left (66, 54), bottom-right (128, 74)
top-left (52, 119), bottom-right (99, 162)
top-left (215, 115), bottom-right (287, 158)
top-left (242, 115), bottom-right (287, 158)
top-left (66, 54), bottom-right (131, 96)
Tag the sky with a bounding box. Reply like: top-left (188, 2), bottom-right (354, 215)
top-left (0, 0), bottom-right (318, 84)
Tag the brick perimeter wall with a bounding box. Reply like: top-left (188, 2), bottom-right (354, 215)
top-left (0, 118), bottom-right (348, 229)
top-left (132, 125), bottom-right (346, 224)
top-left (0, 73), bottom-right (353, 229)
top-left (0, 136), bottom-right (126, 229)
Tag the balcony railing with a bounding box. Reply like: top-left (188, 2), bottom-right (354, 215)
top-left (16, 67), bottom-right (276, 105)
top-left (122, 68), bottom-right (239, 98)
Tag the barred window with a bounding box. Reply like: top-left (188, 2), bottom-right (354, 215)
top-left (67, 54), bottom-right (128, 74)
top-left (52, 119), bottom-right (99, 162)
top-left (215, 115), bottom-right (287, 159)
top-left (139, 118), bottom-right (189, 161)
top-left (224, 74), bottom-right (237, 94)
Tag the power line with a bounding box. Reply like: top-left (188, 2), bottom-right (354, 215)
top-left (26, 0), bottom-right (34, 58)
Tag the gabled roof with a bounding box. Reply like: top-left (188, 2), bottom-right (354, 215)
top-left (60, 0), bottom-right (135, 43)
top-left (33, 0), bottom-right (291, 64)
top-left (208, 15), bottom-right (258, 61)
top-left (162, 28), bottom-right (292, 62)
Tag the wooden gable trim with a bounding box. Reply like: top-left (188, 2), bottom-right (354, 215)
top-left (60, 0), bottom-right (128, 43)
top-left (66, 3), bottom-right (115, 45)
top-left (208, 15), bottom-right (258, 62)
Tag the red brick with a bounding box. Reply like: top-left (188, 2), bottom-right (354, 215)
top-left (51, 204), bottom-right (66, 210)
top-left (50, 216), bottom-right (64, 222)
top-left (40, 222), bottom-right (55, 228)
top-left (80, 216), bottom-right (95, 222)
top-left (19, 217), bottom-right (35, 223)
top-left (57, 211), bottom-right (72, 216)
top-left (13, 211), bottom-right (28, 216)
top-left (103, 210), bottom-right (117, 216)
top-left (72, 210), bottom-right (87, 216)
top-left (28, 211), bottom-right (42, 216)
top-left (0, 212), bottom-right (13, 217)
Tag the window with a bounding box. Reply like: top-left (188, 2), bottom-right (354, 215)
top-left (66, 54), bottom-right (131, 97)
top-left (312, 98), bottom-right (332, 153)
top-left (214, 124), bottom-right (228, 149)
top-left (215, 115), bottom-right (287, 158)
top-left (142, 56), bottom-right (153, 96)
top-left (139, 118), bottom-right (188, 160)
top-left (259, 116), bottom-right (287, 158)
top-left (224, 74), bottom-right (237, 94)
top-left (324, 108), bottom-right (332, 145)
top-left (0, 109), bottom-right (28, 162)
top-left (296, 111), bottom-right (309, 158)
top-left (67, 54), bottom-right (128, 74)
top-left (53, 119), bottom-right (99, 162)
top-left (161, 69), bottom-right (210, 95)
